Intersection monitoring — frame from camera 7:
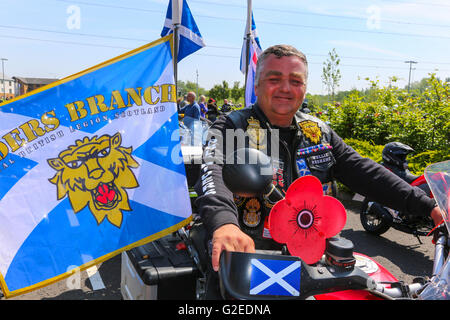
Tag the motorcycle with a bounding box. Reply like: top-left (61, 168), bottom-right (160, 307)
top-left (179, 115), bottom-right (211, 205)
top-left (359, 142), bottom-right (434, 240)
top-left (120, 148), bottom-right (449, 300)
top-left (217, 150), bottom-right (449, 300)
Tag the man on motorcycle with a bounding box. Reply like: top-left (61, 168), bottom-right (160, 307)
top-left (194, 44), bottom-right (443, 275)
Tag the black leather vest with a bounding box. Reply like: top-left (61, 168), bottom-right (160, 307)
top-left (227, 105), bottom-right (335, 184)
top-left (226, 105), bottom-right (336, 248)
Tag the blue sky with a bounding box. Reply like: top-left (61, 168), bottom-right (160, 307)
top-left (1, 0), bottom-right (449, 95)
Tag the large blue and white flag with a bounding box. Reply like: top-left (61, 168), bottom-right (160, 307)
top-left (161, 0), bottom-right (205, 62)
top-left (240, 12), bottom-right (262, 108)
top-left (250, 259), bottom-right (301, 296)
top-left (240, 13), bottom-right (262, 75)
top-left (0, 35), bottom-right (192, 298)
top-left (244, 40), bottom-right (259, 108)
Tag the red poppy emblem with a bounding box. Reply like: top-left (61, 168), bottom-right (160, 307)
top-left (268, 175), bottom-right (347, 264)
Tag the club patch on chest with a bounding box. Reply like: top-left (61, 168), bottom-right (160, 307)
top-left (298, 120), bottom-right (322, 144)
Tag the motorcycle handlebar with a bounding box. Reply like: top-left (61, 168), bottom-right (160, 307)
top-left (372, 282), bottom-right (424, 299)
top-left (217, 249), bottom-right (430, 300)
top-left (432, 234), bottom-right (448, 277)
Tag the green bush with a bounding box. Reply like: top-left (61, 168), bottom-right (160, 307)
top-left (409, 149), bottom-right (450, 175)
top-left (344, 138), bottom-right (384, 163)
top-left (337, 139), bottom-right (449, 195)
top-left (310, 75), bottom-right (450, 195)
top-left (326, 74), bottom-right (450, 155)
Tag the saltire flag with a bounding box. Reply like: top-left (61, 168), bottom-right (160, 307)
top-left (244, 41), bottom-right (259, 109)
top-left (0, 34), bottom-right (192, 298)
top-left (161, 0), bottom-right (205, 62)
top-left (240, 13), bottom-right (262, 108)
top-left (250, 259), bottom-right (301, 296)
top-left (240, 13), bottom-right (262, 74)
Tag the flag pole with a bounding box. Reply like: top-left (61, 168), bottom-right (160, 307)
top-left (172, 0), bottom-right (182, 95)
top-left (244, 0), bottom-right (252, 107)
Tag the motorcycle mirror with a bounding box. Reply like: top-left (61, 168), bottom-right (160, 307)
top-left (222, 148), bottom-right (274, 198)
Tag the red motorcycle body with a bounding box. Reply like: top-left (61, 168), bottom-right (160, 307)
top-left (314, 253), bottom-right (398, 300)
top-left (411, 175), bottom-right (426, 187)
top-left (411, 174), bottom-right (433, 200)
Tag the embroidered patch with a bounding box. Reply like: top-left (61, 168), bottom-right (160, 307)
top-left (233, 194), bottom-right (246, 207)
top-left (296, 158), bottom-right (311, 177)
top-left (297, 143), bottom-right (332, 156)
top-left (322, 182), bottom-right (334, 196)
top-left (247, 117), bottom-right (266, 150)
top-left (243, 198), bottom-right (262, 227)
top-left (308, 152), bottom-right (333, 166)
top-left (272, 159), bottom-right (285, 189)
top-left (298, 120), bottom-right (322, 144)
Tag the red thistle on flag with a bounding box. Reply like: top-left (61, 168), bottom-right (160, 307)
top-left (269, 175), bottom-right (347, 264)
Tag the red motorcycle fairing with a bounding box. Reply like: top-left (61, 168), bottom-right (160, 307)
top-left (411, 174), bottom-right (434, 199)
top-left (314, 253), bottom-right (398, 300)
top-left (411, 175), bottom-right (427, 187)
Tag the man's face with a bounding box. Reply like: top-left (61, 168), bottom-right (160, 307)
top-left (187, 93), bottom-right (195, 103)
top-left (255, 55), bottom-right (307, 125)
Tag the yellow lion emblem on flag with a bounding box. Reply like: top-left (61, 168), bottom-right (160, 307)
top-left (47, 132), bottom-right (139, 228)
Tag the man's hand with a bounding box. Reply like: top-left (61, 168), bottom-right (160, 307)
top-left (211, 224), bottom-right (255, 272)
top-left (431, 206), bottom-right (444, 226)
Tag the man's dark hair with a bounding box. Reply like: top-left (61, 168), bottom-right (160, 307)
top-left (255, 44), bottom-right (308, 85)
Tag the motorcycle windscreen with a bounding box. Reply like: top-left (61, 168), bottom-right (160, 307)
top-left (421, 160), bottom-right (450, 300)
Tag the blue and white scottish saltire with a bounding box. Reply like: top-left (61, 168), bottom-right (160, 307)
top-left (161, 0), bottom-right (205, 62)
top-left (0, 35), bottom-right (192, 297)
top-left (250, 259), bottom-right (301, 296)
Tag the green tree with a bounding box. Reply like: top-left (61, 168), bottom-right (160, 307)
top-left (208, 80), bottom-right (230, 102)
top-left (230, 81), bottom-right (244, 103)
top-left (176, 80), bottom-right (206, 97)
top-left (322, 48), bottom-right (342, 100)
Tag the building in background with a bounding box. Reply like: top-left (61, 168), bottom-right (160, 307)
top-left (13, 77), bottom-right (59, 96)
top-left (0, 76), bottom-right (16, 100)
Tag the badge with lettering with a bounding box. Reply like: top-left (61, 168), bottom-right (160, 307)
top-left (305, 150), bottom-right (335, 172)
top-left (308, 152), bottom-right (332, 167)
top-left (298, 120), bottom-right (322, 144)
top-left (247, 117), bottom-right (266, 150)
top-left (243, 198), bottom-right (262, 227)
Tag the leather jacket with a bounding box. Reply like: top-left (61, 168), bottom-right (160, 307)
top-left (194, 104), bottom-right (436, 249)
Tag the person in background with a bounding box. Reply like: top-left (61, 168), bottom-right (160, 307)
top-left (180, 91), bottom-right (201, 144)
top-left (177, 97), bottom-right (183, 112)
top-left (206, 98), bottom-right (221, 123)
top-left (199, 95), bottom-right (208, 118)
top-left (179, 94), bottom-right (189, 109)
top-left (220, 99), bottom-right (232, 113)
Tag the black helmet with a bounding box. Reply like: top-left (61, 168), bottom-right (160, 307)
top-left (382, 142), bottom-right (414, 168)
